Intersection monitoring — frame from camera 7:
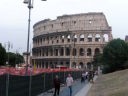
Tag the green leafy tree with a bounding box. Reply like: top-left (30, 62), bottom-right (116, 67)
top-left (7, 52), bottom-right (24, 67)
top-left (0, 43), bottom-right (6, 66)
top-left (93, 53), bottom-right (103, 70)
top-left (102, 38), bottom-right (128, 73)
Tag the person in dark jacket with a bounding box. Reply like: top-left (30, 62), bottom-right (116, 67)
top-left (53, 75), bottom-right (61, 96)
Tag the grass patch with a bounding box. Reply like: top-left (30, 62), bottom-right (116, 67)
top-left (87, 69), bottom-right (128, 96)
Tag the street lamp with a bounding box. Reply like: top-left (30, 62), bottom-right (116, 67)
top-left (23, 0), bottom-right (47, 75)
top-left (4, 41), bottom-right (13, 66)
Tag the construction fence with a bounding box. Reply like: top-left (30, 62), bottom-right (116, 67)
top-left (0, 70), bottom-right (82, 96)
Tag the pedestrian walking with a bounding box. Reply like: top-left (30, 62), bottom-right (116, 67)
top-left (81, 72), bottom-right (85, 83)
top-left (85, 71), bottom-right (88, 80)
top-left (53, 75), bottom-right (61, 96)
top-left (66, 73), bottom-right (73, 96)
top-left (88, 70), bottom-right (94, 83)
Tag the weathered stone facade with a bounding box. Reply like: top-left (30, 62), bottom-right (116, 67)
top-left (32, 12), bottom-right (113, 69)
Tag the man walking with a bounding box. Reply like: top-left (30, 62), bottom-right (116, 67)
top-left (53, 75), bottom-right (61, 96)
top-left (66, 74), bottom-right (73, 96)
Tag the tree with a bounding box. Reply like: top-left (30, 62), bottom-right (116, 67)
top-left (102, 38), bottom-right (128, 73)
top-left (93, 53), bottom-right (103, 70)
top-left (6, 52), bottom-right (24, 67)
top-left (0, 43), bottom-right (6, 66)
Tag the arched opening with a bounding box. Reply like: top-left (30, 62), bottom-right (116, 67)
top-left (55, 49), bottom-right (58, 56)
top-left (79, 62), bottom-right (84, 69)
top-left (79, 48), bottom-right (84, 56)
top-left (60, 62), bottom-right (63, 65)
top-left (72, 62), bottom-right (76, 68)
top-left (73, 34), bottom-right (77, 42)
top-left (87, 62), bottom-right (91, 69)
top-left (66, 61), bottom-right (70, 67)
top-left (50, 48), bottom-right (53, 56)
top-left (103, 34), bottom-right (109, 42)
top-left (61, 35), bottom-right (65, 43)
top-left (67, 35), bottom-right (71, 42)
top-left (87, 48), bottom-right (92, 56)
top-left (95, 48), bottom-right (100, 55)
top-left (66, 48), bottom-right (70, 56)
top-left (72, 48), bottom-right (77, 56)
top-left (46, 62), bottom-right (48, 68)
top-left (46, 49), bottom-right (48, 56)
top-left (87, 34), bottom-right (92, 42)
top-left (95, 34), bottom-right (101, 42)
top-left (60, 48), bottom-right (64, 56)
top-left (80, 34), bottom-right (84, 41)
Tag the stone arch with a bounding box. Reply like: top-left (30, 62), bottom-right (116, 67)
top-left (73, 34), bottom-right (77, 42)
top-left (67, 34), bottom-right (71, 42)
top-left (66, 47), bottom-right (70, 56)
top-left (66, 61), bottom-right (70, 67)
top-left (72, 62), bottom-right (76, 68)
top-left (72, 48), bottom-right (77, 56)
top-left (60, 48), bottom-right (64, 56)
top-left (79, 48), bottom-right (84, 56)
top-left (79, 62), bottom-right (84, 69)
top-left (61, 35), bottom-right (65, 43)
top-left (80, 34), bottom-right (84, 41)
top-left (46, 49), bottom-right (48, 56)
top-left (87, 34), bottom-right (92, 42)
top-left (87, 62), bottom-right (91, 69)
top-left (50, 48), bottom-right (53, 56)
top-left (103, 34), bottom-right (109, 42)
top-left (55, 49), bottom-right (58, 56)
top-left (95, 34), bottom-right (101, 42)
top-left (95, 48), bottom-right (100, 55)
top-left (87, 48), bottom-right (92, 56)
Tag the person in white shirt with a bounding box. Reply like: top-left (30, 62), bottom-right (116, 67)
top-left (66, 74), bottom-right (73, 96)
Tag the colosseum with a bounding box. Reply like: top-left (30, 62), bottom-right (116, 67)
top-left (32, 12), bottom-right (113, 69)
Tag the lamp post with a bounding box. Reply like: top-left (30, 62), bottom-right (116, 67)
top-left (23, 0), bottom-right (47, 75)
top-left (4, 41), bottom-right (13, 66)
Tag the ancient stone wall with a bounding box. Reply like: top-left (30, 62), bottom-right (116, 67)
top-left (32, 12), bottom-right (113, 69)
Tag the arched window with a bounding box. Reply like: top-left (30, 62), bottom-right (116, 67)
top-left (72, 48), bottom-right (77, 56)
top-left (73, 34), bottom-right (77, 42)
top-left (79, 62), bottom-right (84, 69)
top-left (103, 34), bottom-right (109, 42)
top-left (46, 49), bottom-right (48, 56)
top-left (79, 48), bottom-right (84, 56)
top-left (60, 48), bottom-right (64, 56)
top-left (95, 48), bottom-right (100, 55)
top-left (50, 48), bottom-right (53, 56)
top-left (87, 48), bottom-right (91, 56)
top-left (67, 35), bottom-right (71, 42)
top-left (66, 48), bottom-right (70, 56)
top-left (80, 34), bottom-right (84, 41)
top-left (95, 34), bottom-right (101, 42)
top-left (61, 35), bottom-right (65, 43)
top-left (55, 49), bottom-right (58, 56)
top-left (41, 49), bottom-right (44, 56)
top-left (87, 34), bottom-right (92, 42)
top-left (72, 62), bottom-right (76, 68)
top-left (87, 62), bottom-right (91, 69)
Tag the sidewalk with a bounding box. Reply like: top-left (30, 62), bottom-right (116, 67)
top-left (74, 76), bottom-right (97, 96)
top-left (37, 76), bottom-right (97, 96)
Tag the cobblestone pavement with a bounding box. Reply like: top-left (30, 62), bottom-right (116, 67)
top-left (37, 79), bottom-right (89, 96)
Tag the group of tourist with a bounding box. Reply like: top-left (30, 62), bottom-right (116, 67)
top-left (81, 70), bottom-right (96, 83)
top-left (53, 73), bottom-right (73, 96)
top-left (53, 70), bottom-right (97, 96)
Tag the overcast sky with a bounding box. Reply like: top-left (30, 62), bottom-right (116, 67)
top-left (0, 0), bottom-right (128, 53)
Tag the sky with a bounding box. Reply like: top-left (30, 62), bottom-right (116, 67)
top-left (0, 0), bottom-right (128, 54)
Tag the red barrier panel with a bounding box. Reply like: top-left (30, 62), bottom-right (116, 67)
top-left (0, 66), bottom-right (81, 76)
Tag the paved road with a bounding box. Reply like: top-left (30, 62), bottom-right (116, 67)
top-left (38, 79), bottom-right (89, 96)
